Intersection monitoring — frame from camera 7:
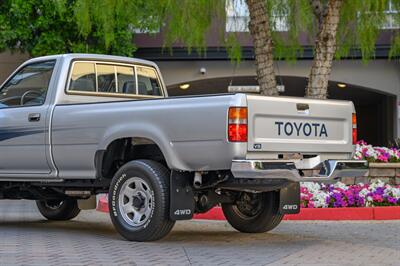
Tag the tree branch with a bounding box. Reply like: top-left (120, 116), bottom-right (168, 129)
top-left (309, 0), bottom-right (325, 26)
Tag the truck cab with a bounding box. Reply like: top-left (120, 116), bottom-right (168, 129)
top-left (0, 54), bottom-right (166, 180)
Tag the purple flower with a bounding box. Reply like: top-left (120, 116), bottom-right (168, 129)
top-left (347, 194), bottom-right (355, 206)
top-left (375, 187), bottom-right (385, 195)
top-left (387, 197), bottom-right (398, 204)
top-left (356, 196), bottom-right (365, 207)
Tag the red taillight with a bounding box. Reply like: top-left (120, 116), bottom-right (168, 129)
top-left (352, 128), bottom-right (357, 145)
top-left (228, 124), bottom-right (248, 142)
top-left (352, 113), bottom-right (357, 145)
top-left (228, 107), bottom-right (247, 142)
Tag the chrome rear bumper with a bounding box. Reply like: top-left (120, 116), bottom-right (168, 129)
top-left (231, 159), bottom-right (368, 183)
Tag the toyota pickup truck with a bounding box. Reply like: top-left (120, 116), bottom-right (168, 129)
top-left (0, 54), bottom-right (367, 241)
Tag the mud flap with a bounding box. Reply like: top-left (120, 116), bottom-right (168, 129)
top-left (77, 196), bottom-right (97, 210)
top-left (279, 182), bottom-right (300, 214)
top-left (170, 171), bottom-right (195, 220)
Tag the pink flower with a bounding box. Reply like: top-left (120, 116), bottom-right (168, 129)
top-left (300, 187), bottom-right (308, 193)
top-left (335, 188), bottom-right (344, 193)
top-left (357, 140), bottom-right (367, 145)
top-left (302, 194), bottom-right (310, 201)
top-left (372, 195), bottom-right (384, 203)
top-left (377, 154), bottom-right (389, 162)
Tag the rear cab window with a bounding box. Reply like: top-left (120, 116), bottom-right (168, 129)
top-left (69, 62), bottom-right (96, 92)
top-left (97, 64), bottom-right (116, 93)
top-left (117, 66), bottom-right (136, 94)
top-left (67, 61), bottom-right (163, 98)
top-left (137, 67), bottom-right (162, 96)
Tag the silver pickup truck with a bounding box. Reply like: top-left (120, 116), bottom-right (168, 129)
top-left (0, 54), bottom-right (367, 241)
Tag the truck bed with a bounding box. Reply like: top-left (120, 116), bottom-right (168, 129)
top-left (51, 93), bottom-right (355, 179)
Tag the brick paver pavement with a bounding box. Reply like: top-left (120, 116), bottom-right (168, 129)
top-left (0, 200), bottom-right (399, 265)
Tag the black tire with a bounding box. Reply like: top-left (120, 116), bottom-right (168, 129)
top-left (109, 159), bottom-right (175, 241)
top-left (221, 191), bottom-right (283, 233)
top-left (36, 199), bottom-right (81, 221)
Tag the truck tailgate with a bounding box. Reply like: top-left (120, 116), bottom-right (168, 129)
top-left (247, 95), bottom-right (354, 154)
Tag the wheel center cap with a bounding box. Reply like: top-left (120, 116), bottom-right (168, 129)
top-left (132, 194), bottom-right (145, 209)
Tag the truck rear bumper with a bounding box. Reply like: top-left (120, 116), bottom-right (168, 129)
top-left (231, 159), bottom-right (368, 183)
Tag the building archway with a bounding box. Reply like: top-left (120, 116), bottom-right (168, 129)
top-left (167, 76), bottom-right (396, 146)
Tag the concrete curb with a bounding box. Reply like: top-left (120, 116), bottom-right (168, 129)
top-left (97, 195), bottom-right (400, 220)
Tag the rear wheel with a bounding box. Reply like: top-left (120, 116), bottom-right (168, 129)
top-left (221, 191), bottom-right (283, 233)
top-left (36, 199), bottom-right (80, 221)
top-left (109, 160), bottom-right (175, 241)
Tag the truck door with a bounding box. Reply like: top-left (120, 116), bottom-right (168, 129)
top-left (0, 60), bottom-right (56, 175)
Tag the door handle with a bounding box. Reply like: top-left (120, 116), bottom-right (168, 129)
top-left (28, 113), bottom-right (41, 122)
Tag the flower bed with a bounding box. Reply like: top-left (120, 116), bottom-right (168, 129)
top-left (301, 179), bottom-right (400, 208)
top-left (289, 141), bottom-right (400, 208)
top-left (341, 140), bottom-right (400, 184)
top-left (354, 140), bottom-right (400, 162)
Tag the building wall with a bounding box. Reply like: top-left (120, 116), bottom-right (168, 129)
top-left (156, 59), bottom-right (400, 138)
top-left (156, 59), bottom-right (400, 97)
top-left (0, 52), bottom-right (30, 84)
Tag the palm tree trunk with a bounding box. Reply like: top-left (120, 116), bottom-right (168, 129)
top-left (305, 0), bottom-right (343, 99)
top-left (246, 0), bottom-right (278, 96)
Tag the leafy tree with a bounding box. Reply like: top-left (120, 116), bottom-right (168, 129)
top-left (305, 0), bottom-right (395, 99)
top-left (70, 0), bottom-right (162, 56)
top-left (0, 0), bottom-right (141, 56)
top-left (71, 0), bottom-right (400, 98)
top-left (70, 0), bottom-right (280, 95)
top-left (1, 0), bottom-right (398, 98)
top-left (258, 0), bottom-right (397, 98)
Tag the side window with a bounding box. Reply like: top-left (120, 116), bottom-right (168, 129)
top-left (0, 60), bottom-right (55, 108)
top-left (137, 67), bottom-right (162, 96)
top-left (97, 64), bottom-right (116, 93)
top-left (69, 62), bottom-right (96, 92)
top-left (117, 66), bottom-right (136, 94)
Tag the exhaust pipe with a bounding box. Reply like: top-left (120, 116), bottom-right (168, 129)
top-left (194, 172), bottom-right (202, 187)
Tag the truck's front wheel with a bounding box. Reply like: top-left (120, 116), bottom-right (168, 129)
top-left (36, 199), bottom-right (80, 221)
top-left (109, 160), bottom-right (175, 241)
top-left (221, 191), bottom-right (283, 233)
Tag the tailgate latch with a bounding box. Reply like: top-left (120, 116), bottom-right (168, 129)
top-left (296, 103), bottom-right (310, 114)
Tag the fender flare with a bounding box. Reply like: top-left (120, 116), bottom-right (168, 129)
top-left (97, 123), bottom-right (189, 171)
